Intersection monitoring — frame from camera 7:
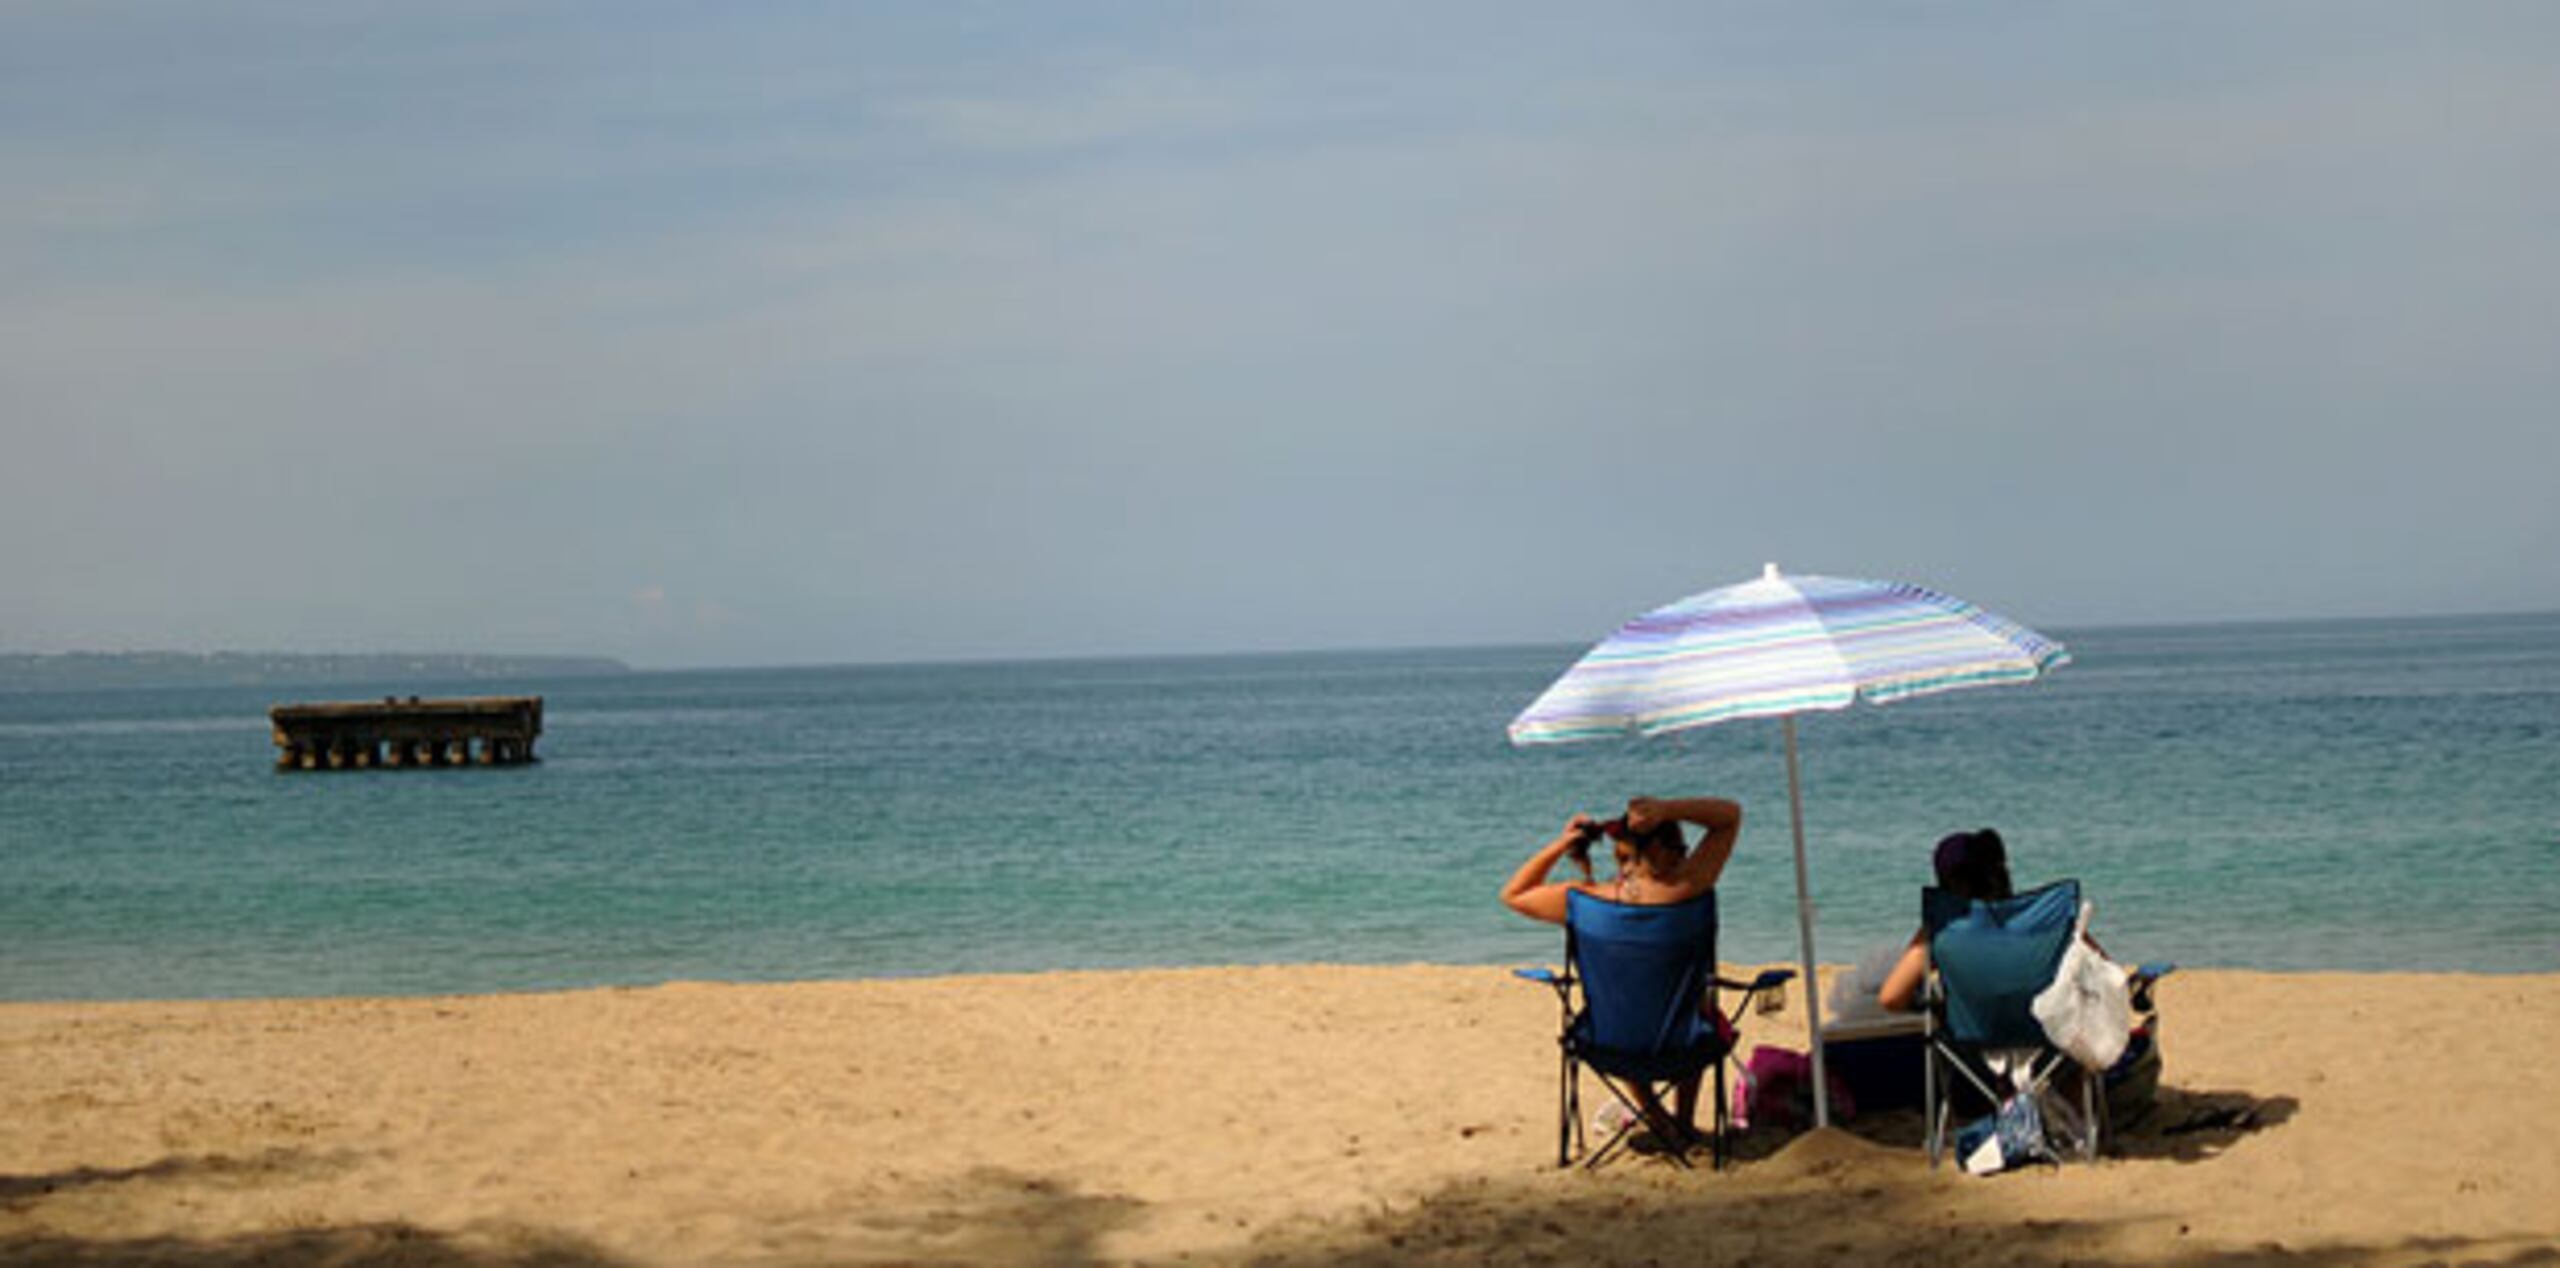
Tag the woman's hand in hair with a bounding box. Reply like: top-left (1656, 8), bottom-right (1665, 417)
top-left (1563, 814), bottom-right (1599, 877)
top-left (1501, 816), bottom-right (1601, 925)
top-left (1623, 796), bottom-right (1664, 833)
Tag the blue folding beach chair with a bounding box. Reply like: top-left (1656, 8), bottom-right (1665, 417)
top-left (1922, 878), bottom-right (2102, 1168)
top-left (1515, 890), bottom-right (1793, 1169)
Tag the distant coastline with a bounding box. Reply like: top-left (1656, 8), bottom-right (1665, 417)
top-left (0, 651), bottom-right (632, 693)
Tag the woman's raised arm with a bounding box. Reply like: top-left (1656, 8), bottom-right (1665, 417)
top-left (1500, 816), bottom-right (1599, 925)
top-left (1627, 795), bottom-right (1743, 892)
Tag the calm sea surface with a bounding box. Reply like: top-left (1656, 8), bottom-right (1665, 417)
top-left (3, 614), bottom-right (2556, 1001)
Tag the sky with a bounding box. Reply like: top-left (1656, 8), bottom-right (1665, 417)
top-left (4, 3), bottom-right (2557, 668)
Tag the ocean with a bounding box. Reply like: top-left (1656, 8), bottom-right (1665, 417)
top-left (3, 613), bottom-right (2555, 1001)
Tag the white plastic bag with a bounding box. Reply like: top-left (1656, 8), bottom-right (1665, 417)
top-left (2031, 900), bottom-right (2133, 1070)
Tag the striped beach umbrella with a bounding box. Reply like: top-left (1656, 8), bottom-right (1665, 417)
top-left (1509, 563), bottom-right (2070, 1128)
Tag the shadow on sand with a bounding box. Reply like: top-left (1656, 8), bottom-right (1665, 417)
top-left (1228, 1185), bottom-right (2560, 1268)
top-left (0, 1224), bottom-right (626, 1268)
top-left (1636, 1078), bottom-right (2300, 1169)
top-left (0, 1149), bottom-right (362, 1208)
top-left (1211, 1078), bottom-right (2551, 1268)
top-left (2, 1090), bottom-right (2546, 1268)
top-left (1225, 1123), bottom-right (2559, 1268)
top-left (2113, 1087), bottom-right (2304, 1164)
top-left (0, 1161), bottom-right (1141, 1268)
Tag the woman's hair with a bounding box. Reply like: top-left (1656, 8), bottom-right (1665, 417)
top-left (1932, 828), bottom-right (2012, 901)
top-left (1604, 816), bottom-right (1685, 859)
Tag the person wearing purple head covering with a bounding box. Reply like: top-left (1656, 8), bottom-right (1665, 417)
top-left (1933, 828), bottom-right (2014, 904)
top-left (1877, 828), bottom-right (2014, 1012)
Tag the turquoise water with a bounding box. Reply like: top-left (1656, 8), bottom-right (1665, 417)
top-left (3, 613), bottom-right (2556, 1000)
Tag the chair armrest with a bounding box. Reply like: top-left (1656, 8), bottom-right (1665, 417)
top-left (2130, 961), bottom-right (2174, 1012)
top-left (1513, 965), bottom-right (1575, 1011)
top-left (1713, 968), bottom-right (1797, 992)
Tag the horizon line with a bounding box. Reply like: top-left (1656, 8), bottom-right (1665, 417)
top-left (11, 605), bottom-right (2554, 682)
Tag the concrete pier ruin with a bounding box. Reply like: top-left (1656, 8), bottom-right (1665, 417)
top-left (270, 696), bottom-right (542, 771)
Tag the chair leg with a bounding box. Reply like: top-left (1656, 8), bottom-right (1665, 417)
top-left (2083, 1067), bottom-right (2102, 1163)
top-left (1924, 1044), bottom-right (1942, 1169)
top-left (1582, 1075), bottom-right (1696, 1171)
top-left (1712, 1063), bottom-right (1729, 1170)
top-left (1582, 1080), bottom-right (1637, 1171)
top-left (1557, 1049), bottom-right (1578, 1168)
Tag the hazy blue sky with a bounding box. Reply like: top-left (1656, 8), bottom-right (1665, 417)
top-left (6, 3), bottom-right (2556, 667)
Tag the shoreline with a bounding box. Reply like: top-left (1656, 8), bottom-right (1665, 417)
top-left (6, 965), bottom-right (2557, 1265)
top-left (16, 954), bottom-right (2560, 1010)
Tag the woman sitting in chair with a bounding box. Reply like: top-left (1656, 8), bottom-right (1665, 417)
top-left (1878, 827), bottom-right (2167, 1151)
top-left (1499, 795), bottom-right (1743, 923)
top-left (1500, 795), bottom-right (1743, 1150)
top-left (1875, 826), bottom-right (2118, 1014)
top-left (1877, 828), bottom-right (2012, 1013)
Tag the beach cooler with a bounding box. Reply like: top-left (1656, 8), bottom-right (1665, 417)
top-left (1820, 1012), bottom-right (1926, 1113)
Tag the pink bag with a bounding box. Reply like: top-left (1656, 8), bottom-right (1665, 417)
top-left (1734, 1045), bottom-right (1856, 1130)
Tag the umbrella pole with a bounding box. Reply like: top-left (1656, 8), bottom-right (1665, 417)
top-left (1782, 714), bottom-right (1831, 1129)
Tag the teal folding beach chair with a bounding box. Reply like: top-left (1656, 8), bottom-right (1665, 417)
top-left (1515, 890), bottom-right (1793, 1169)
top-left (1921, 878), bottom-right (2101, 1167)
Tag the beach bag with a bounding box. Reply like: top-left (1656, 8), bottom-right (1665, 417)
top-left (1733, 1045), bottom-right (1855, 1132)
top-left (2031, 901), bottom-right (2133, 1071)
top-left (1956, 1093), bottom-right (2053, 1175)
top-left (2104, 1022), bottom-right (2164, 1128)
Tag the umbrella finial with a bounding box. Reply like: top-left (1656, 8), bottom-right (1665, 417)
top-left (1763, 561), bottom-right (1781, 582)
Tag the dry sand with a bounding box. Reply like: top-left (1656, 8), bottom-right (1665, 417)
top-left (4, 966), bottom-right (2556, 1266)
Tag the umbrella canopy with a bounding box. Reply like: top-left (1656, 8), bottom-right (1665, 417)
top-left (1508, 563), bottom-right (2070, 1127)
top-left (1509, 564), bottom-right (2069, 744)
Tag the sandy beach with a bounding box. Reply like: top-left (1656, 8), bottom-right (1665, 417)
top-left (4, 965), bottom-right (2556, 1266)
